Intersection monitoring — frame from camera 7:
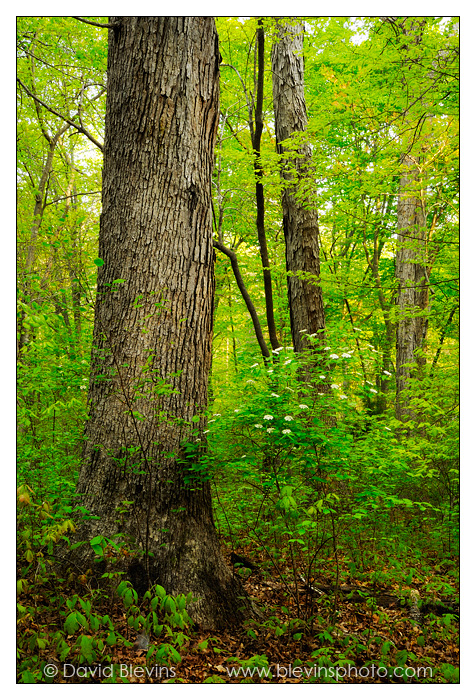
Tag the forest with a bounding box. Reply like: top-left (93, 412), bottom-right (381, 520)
top-left (17, 16), bottom-right (459, 684)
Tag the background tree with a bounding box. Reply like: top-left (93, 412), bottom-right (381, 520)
top-left (219, 18), bottom-right (283, 355)
top-left (17, 17), bottom-right (105, 484)
top-left (271, 19), bottom-right (328, 382)
top-left (391, 17), bottom-right (431, 421)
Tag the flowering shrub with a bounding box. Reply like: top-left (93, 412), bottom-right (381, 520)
top-left (201, 340), bottom-right (458, 591)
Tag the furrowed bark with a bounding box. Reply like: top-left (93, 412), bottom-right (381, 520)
top-left (271, 20), bottom-right (329, 389)
top-left (64, 16), bottom-right (252, 629)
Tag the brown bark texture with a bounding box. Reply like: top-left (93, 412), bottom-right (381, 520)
top-left (395, 154), bottom-right (428, 420)
top-left (393, 18), bottom-right (430, 421)
top-left (271, 22), bottom-right (327, 360)
top-left (69, 17), bottom-right (251, 629)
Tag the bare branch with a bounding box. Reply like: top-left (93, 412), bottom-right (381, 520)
top-left (44, 191), bottom-right (102, 207)
top-left (71, 16), bottom-right (121, 30)
top-left (213, 239), bottom-right (271, 361)
top-left (17, 78), bottom-right (104, 152)
top-left (221, 112), bottom-right (250, 152)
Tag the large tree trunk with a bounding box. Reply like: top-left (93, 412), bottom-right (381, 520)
top-left (69, 17), bottom-right (251, 629)
top-left (271, 21), bottom-right (328, 382)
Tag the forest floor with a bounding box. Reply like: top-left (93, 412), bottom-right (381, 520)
top-left (17, 542), bottom-right (459, 684)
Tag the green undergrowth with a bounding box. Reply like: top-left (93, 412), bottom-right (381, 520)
top-left (17, 348), bottom-right (459, 684)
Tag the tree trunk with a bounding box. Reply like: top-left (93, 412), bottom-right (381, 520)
top-left (18, 122), bottom-right (69, 355)
top-left (394, 19), bottom-right (429, 421)
top-left (395, 154), bottom-right (428, 420)
top-left (271, 21), bottom-right (328, 383)
top-left (69, 17), bottom-right (251, 629)
top-left (253, 19), bottom-right (280, 351)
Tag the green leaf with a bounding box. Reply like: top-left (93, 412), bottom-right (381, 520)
top-left (80, 635), bottom-right (95, 663)
top-left (395, 649), bottom-right (408, 666)
top-left (203, 675), bottom-right (226, 683)
top-left (21, 670), bottom-right (37, 684)
top-left (64, 612), bottom-right (80, 635)
top-left (162, 595), bottom-right (176, 614)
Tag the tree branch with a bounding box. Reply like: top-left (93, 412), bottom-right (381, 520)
top-left (17, 78), bottom-right (104, 152)
top-left (213, 239), bottom-right (271, 361)
top-left (71, 16), bottom-right (121, 30)
top-left (44, 191), bottom-right (102, 207)
top-left (221, 112), bottom-right (250, 153)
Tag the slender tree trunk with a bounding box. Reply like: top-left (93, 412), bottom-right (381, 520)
top-left (271, 20), bottom-right (328, 382)
top-left (212, 114), bottom-right (271, 360)
top-left (253, 19), bottom-right (280, 351)
top-left (361, 200), bottom-right (396, 413)
top-left (18, 123), bottom-right (69, 355)
top-left (67, 17), bottom-right (251, 629)
top-left (219, 23), bottom-right (279, 352)
top-left (24, 124), bottom-right (70, 274)
top-left (430, 304), bottom-right (457, 377)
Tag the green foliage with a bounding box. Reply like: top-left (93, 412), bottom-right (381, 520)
top-left (17, 574), bottom-right (193, 683)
